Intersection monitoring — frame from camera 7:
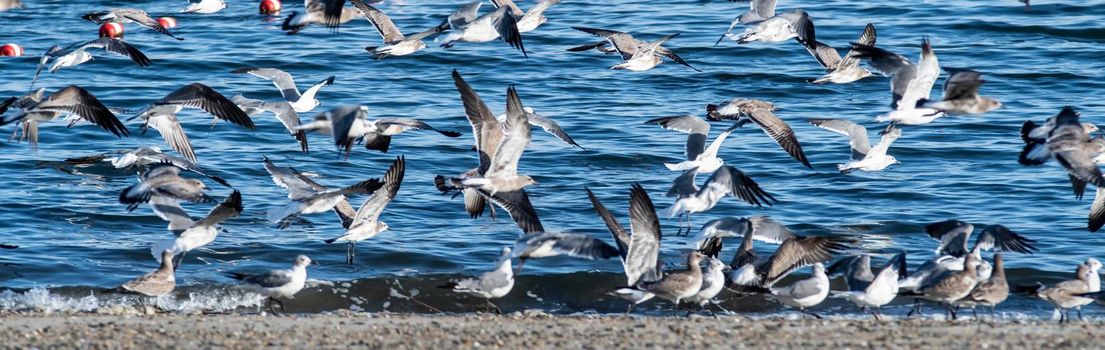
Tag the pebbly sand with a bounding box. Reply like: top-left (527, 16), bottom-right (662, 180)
top-left (2, 311), bottom-right (1105, 349)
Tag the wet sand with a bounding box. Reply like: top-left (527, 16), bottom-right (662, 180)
top-left (2, 311), bottom-right (1104, 349)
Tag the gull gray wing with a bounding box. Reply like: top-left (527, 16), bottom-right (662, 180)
top-left (351, 156), bottom-right (404, 226)
top-left (572, 27), bottom-right (637, 60)
top-left (973, 225), bottom-right (1036, 254)
top-left (32, 86), bottom-right (130, 137)
top-left (481, 189), bottom-right (543, 234)
top-left (263, 156), bottom-right (318, 201)
top-left (925, 219), bottom-right (972, 257)
top-left (626, 183), bottom-right (662, 284)
top-left (155, 83), bottom-right (255, 129)
top-left (644, 115), bottom-right (709, 161)
top-left (809, 118), bottom-right (870, 160)
top-left (486, 86), bottom-right (530, 178)
top-left (1091, 188), bottom-right (1105, 232)
top-left (452, 70), bottom-right (502, 174)
top-left (527, 113), bottom-right (583, 149)
top-left (230, 67), bottom-right (302, 102)
top-left (585, 187), bottom-right (629, 258)
top-left (350, 0), bottom-right (404, 43)
top-left (490, 0), bottom-right (524, 17)
top-left (146, 114), bottom-right (197, 164)
top-left (760, 236), bottom-right (848, 286)
top-left (700, 166), bottom-right (777, 208)
top-left (941, 68), bottom-right (984, 101)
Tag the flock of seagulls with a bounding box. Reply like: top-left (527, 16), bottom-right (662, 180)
top-left (0, 0), bottom-right (1099, 321)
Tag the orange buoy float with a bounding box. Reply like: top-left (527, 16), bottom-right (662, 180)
top-left (0, 43), bottom-right (23, 57)
top-left (259, 0), bottom-right (281, 15)
top-left (158, 17), bottom-right (178, 29)
top-left (99, 22), bottom-right (124, 38)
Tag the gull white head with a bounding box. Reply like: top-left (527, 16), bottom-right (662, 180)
top-left (1086, 258), bottom-right (1102, 272)
top-left (294, 255), bottom-right (312, 268)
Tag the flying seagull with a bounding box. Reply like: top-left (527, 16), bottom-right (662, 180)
top-left (646, 115), bottom-right (737, 173)
top-left (808, 23), bottom-right (876, 84)
top-left (299, 105), bottom-right (462, 156)
top-left (808, 119), bottom-right (902, 173)
top-left (350, 0), bottom-right (443, 59)
top-left (231, 95), bottom-right (309, 152)
top-left (923, 68), bottom-right (1002, 115)
top-left (664, 166), bottom-right (777, 235)
top-left (324, 156), bottom-right (405, 265)
top-left (230, 67), bottom-right (335, 114)
top-left (0, 85), bottom-right (130, 148)
top-left (119, 163), bottom-right (216, 211)
top-left (281, 0), bottom-right (362, 34)
top-left (851, 39), bottom-right (944, 125)
top-left (489, 0), bottom-right (560, 33)
top-left (32, 38), bottom-right (151, 87)
top-left (82, 8), bottom-right (184, 40)
top-left (131, 83), bottom-right (255, 164)
top-left (148, 191), bottom-right (243, 267)
top-left (706, 98), bottom-right (812, 168)
top-left (438, 2), bottom-right (527, 57)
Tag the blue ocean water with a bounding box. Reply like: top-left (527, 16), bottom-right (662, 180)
top-left (0, 0), bottom-right (1104, 317)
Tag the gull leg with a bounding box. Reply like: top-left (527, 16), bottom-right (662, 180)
top-left (172, 252), bottom-right (186, 269)
top-left (487, 300), bottom-right (502, 315)
top-left (972, 307), bottom-right (978, 319)
top-left (345, 243), bottom-right (353, 265)
top-left (710, 301), bottom-right (731, 315)
top-left (1077, 307), bottom-right (1085, 322)
top-left (625, 303), bottom-right (636, 315)
top-left (990, 305), bottom-right (997, 319)
top-left (673, 299), bottom-right (681, 317)
top-left (907, 299), bottom-right (921, 317)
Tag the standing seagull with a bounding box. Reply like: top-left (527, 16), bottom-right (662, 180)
top-left (808, 23), bottom-right (876, 84)
top-left (572, 27), bottom-right (686, 72)
top-left (120, 250), bottom-right (177, 298)
top-left (923, 68), bottom-right (1002, 115)
top-left (324, 156), bottom-right (405, 265)
top-left (809, 119), bottom-right (902, 173)
top-left (769, 263), bottom-right (830, 318)
top-left (181, 0), bottom-right (227, 14)
top-left (721, 9), bottom-right (813, 45)
top-left (1037, 259), bottom-right (1101, 323)
top-left (438, 2), bottom-right (526, 57)
top-left (664, 166), bottom-right (778, 235)
top-left (589, 184), bottom-right (665, 313)
top-left (620, 252), bottom-right (706, 315)
top-left (440, 247), bottom-right (515, 314)
top-left (82, 8), bottom-right (184, 40)
top-left (231, 95), bottom-right (308, 152)
top-left (0, 85), bottom-right (130, 148)
top-left (903, 253), bottom-right (980, 320)
top-left (351, 0), bottom-right (443, 59)
top-left (132, 83), bottom-right (255, 164)
top-left (227, 255), bottom-right (314, 314)
top-left (646, 115), bottom-right (736, 173)
top-left (230, 67), bottom-right (335, 113)
top-left (32, 38), bottom-right (152, 87)
top-left (148, 191), bottom-right (243, 267)
top-left (706, 98), bottom-right (812, 168)
top-left (959, 253), bottom-right (1009, 318)
top-left (490, 0), bottom-right (560, 33)
top-left (511, 232), bottom-right (620, 272)
top-left (832, 254), bottom-right (902, 320)
top-left (683, 256), bottom-right (728, 315)
top-left (852, 39), bottom-right (944, 125)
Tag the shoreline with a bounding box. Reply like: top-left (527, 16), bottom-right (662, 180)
top-left (2, 312), bottom-right (1104, 348)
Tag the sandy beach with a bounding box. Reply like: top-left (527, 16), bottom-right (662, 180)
top-left (2, 311), bottom-right (1104, 349)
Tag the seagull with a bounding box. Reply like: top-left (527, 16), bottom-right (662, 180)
top-left (119, 164), bottom-right (216, 211)
top-left (571, 27), bottom-right (693, 72)
top-left (230, 67), bottom-right (335, 113)
top-left (65, 146), bottom-right (230, 187)
top-left (1019, 106), bottom-right (1100, 168)
top-left (148, 191), bottom-right (243, 267)
top-left (453, 86), bottom-right (536, 196)
top-left (568, 29), bottom-right (700, 72)
top-left (511, 232), bottom-right (620, 272)
top-left (683, 256), bottom-right (728, 315)
top-left (350, 0), bottom-right (443, 59)
top-left (0, 0), bottom-right (24, 12)
top-left (281, 0), bottom-right (362, 34)
top-left (831, 254), bottom-right (903, 320)
top-left (231, 95), bottom-right (308, 152)
top-left (827, 254), bottom-right (876, 291)
top-left (645, 115), bottom-right (737, 173)
top-left (923, 220), bottom-right (1037, 258)
top-left (119, 250), bottom-right (177, 297)
top-left (82, 8), bottom-right (184, 40)
top-left (923, 68), bottom-right (1002, 115)
top-left (181, 0), bottom-right (227, 14)
top-left (588, 184), bottom-right (664, 313)
top-left (438, 2), bottom-right (526, 57)
top-left (706, 98), bottom-right (812, 168)
top-left (300, 106), bottom-right (462, 156)
top-left (494, 108), bottom-right (584, 150)
top-left (851, 39), bottom-right (944, 125)
top-left (809, 119), bottom-right (902, 173)
top-left (0, 85), bottom-right (130, 148)
top-left (721, 9), bottom-right (813, 45)
top-left (266, 167), bottom-right (383, 229)
top-left (439, 247), bottom-right (514, 314)
top-left (1018, 107), bottom-right (1105, 198)
top-left (618, 252), bottom-right (705, 315)
top-left (324, 156), bottom-right (404, 265)
top-left (227, 255), bottom-right (313, 314)
top-left (664, 166), bottom-right (777, 235)
top-left (696, 218), bottom-right (848, 292)
top-left (131, 83), bottom-right (256, 164)
top-left (768, 263), bottom-right (830, 318)
top-left (436, 70), bottom-right (544, 234)
top-left (902, 253), bottom-right (980, 320)
top-left (263, 157), bottom-right (357, 229)
top-left (1035, 259), bottom-right (1101, 323)
top-left (31, 38), bottom-right (152, 87)
top-left (958, 253), bottom-right (1008, 319)
top-left (720, 0), bottom-right (778, 32)
top-left (808, 23), bottom-right (876, 84)
top-left (490, 0), bottom-right (559, 33)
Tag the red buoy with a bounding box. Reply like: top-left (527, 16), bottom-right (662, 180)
top-left (0, 43), bottom-right (23, 57)
top-left (158, 17), bottom-right (178, 29)
top-left (99, 22), bottom-right (124, 38)
top-left (259, 0), bottom-right (281, 15)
